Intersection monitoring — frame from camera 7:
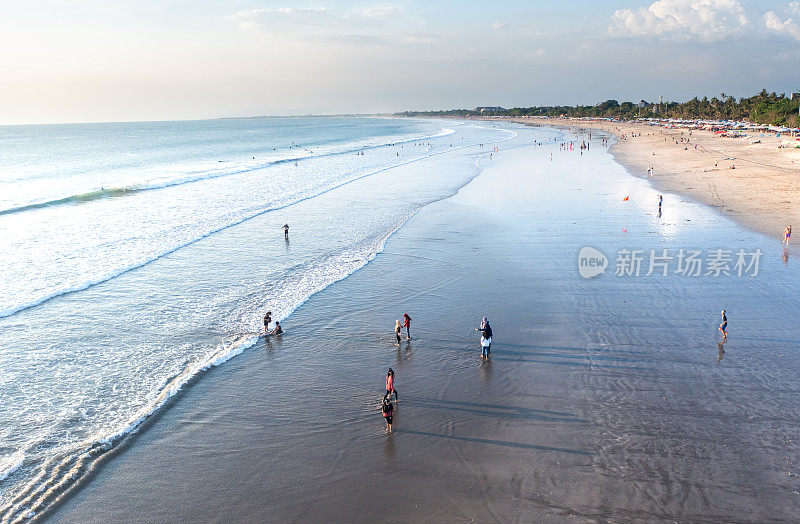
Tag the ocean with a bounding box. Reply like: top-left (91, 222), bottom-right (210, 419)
top-left (40, 121), bottom-right (800, 522)
top-left (0, 116), bottom-right (516, 520)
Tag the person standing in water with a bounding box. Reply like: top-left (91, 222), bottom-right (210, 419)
top-left (283, 224), bottom-right (289, 240)
top-left (381, 397), bottom-right (394, 433)
top-left (394, 320), bottom-right (402, 345)
top-left (402, 314), bottom-right (411, 340)
top-left (383, 368), bottom-right (398, 401)
top-left (719, 310), bottom-right (727, 339)
top-left (263, 311), bottom-right (272, 333)
top-left (475, 317), bottom-right (493, 359)
top-left (784, 225), bottom-right (792, 246)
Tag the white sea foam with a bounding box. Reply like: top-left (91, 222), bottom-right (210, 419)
top-left (0, 453), bottom-right (24, 484)
top-left (0, 126), bottom-right (505, 319)
top-left (0, 209), bottom-right (423, 524)
top-left (0, 127), bottom-right (456, 215)
top-left (0, 119), bottom-right (516, 522)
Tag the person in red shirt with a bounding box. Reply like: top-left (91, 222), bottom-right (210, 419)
top-left (402, 314), bottom-right (411, 340)
top-left (383, 368), bottom-right (398, 401)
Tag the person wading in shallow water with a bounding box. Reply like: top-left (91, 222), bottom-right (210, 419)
top-left (383, 368), bottom-right (398, 401)
top-left (475, 316), bottom-right (493, 359)
top-left (283, 223), bottom-right (289, 240)
top-left (394, 320), bottom-right (402, 345)
top-left (719, 310), bottom-right (727, 339)
top-left (381, 397), bottom-right (394, 433)
top-left (402, 314), bottom-right (411, 340)
top-left (263, 311), bottom-right (272, 333)
top-left (268, 321), bottom-right (283, 336)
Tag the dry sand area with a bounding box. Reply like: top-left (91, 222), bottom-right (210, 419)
top-left (514, 117), bottom-right (800, 242)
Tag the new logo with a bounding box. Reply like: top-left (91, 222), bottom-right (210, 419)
top-left (578, 247), bottom-right (608, 278)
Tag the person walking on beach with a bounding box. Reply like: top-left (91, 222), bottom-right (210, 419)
top-left (719, 310), bottom-right (727, 339)
top-left (784, 225), bottom-right (792, 246)
top-left (263, 311), bottom-right (272, 333)
top-left (475, 317), bottom-right (493, 359)
top-left (394, 320), bottom-right (402, 345)
top-left (402, 314), bottom-right (411, 340)
top-left (383, 368), bottom-right (398, 401)
top-left (283, 224), bottom-right (290, 240)
top-left (381, 397), bottom-right (394, 433)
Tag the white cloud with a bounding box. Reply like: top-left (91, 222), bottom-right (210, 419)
top-left (229, 6), bottom-right (399, 33)
top-left (359, 6), bottom-right (400, 20)
top-left (611, 0), bottom-right (750, 41)
top-left (791, 1), bottom-right (800, 16)
top-left (492, 21), bottom-right (508, 30)
top-left (764, 11), bottom-right (800, 41)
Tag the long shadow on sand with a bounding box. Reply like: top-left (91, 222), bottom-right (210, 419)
top-left (405, 397), bottom-right (589, 423)
top-left (486, 355), bottom-right (646, 371)
top-left (423, 338), bottom-right (649, 362)
top-left (423, 341), bottom-right (647, 370)
top-left (395, 429), bottom-right (593, 456)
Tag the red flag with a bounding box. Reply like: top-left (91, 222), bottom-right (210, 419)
top-left (622, 196), bottom-right (629, 201)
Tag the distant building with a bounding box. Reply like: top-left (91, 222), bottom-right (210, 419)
top-left (475, 106), bottom-right (507, 114)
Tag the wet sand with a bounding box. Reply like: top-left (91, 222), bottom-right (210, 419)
top-left (513, 116), bottom-right (800, 243)
top-left (49, 126), bottom-right (800, 521)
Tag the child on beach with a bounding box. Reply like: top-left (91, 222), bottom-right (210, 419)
top-left (719, 310), bottom-right (727, 338)
top-left (403, 314), bottom-right (411, 340)
top-left (394, 320), bottom-right (402, 344)
top-left (381, 397), bottom-right (394, 432)
top-left (384, 368), bottom-right (398, 401)
top-left (784, 225), bottom-right (792, 246)
top-left (263, 311), bottom-right (272, 333)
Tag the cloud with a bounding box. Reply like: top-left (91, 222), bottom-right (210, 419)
top-left (492, 21), bottom-right (508, 30)
top-left (611, 0), bottom-right (750, 41)
top-left (359, 6), bottom-right (400, 20)
top-left (764, 11), bottom-right (800, 41)
top-left (229, 6), bottom-right (399, 33)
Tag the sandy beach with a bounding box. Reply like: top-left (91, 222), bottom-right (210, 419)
top-left (506, 117), bottom-right (800, 243)
top-left (47, 123), bottom-right (800, 522)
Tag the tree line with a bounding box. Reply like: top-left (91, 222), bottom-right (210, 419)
top-left (397, 90), bottom-right (800, 127)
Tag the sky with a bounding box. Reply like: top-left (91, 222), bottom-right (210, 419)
top-left (1, 0), bottom-right (799, 124)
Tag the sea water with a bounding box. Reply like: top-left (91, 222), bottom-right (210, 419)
top-left (0, 116), bottom-right (520, 520)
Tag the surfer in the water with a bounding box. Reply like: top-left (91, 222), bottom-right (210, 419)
top-left (283, 223), bottom-right (289, 240)
top-left (383, 368), bottom-right (398, 401)
top-left (263, 311), bottom-right (272, 333)
top-left (475, 317), bottom-right (493, 359)
top-left (719, 310), bottom-right (727, 339)
top-left (381, 397), bottom-right (394, 433)
top-left (268, 321), bottom-right (283, 336)
top-left (403, 314), bottom-right (411, 340)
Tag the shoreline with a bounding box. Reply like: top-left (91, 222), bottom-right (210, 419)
top-left (48, 125), bottom-right (800, 521)
top-left (497, 116), bottom-right (800, 243)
